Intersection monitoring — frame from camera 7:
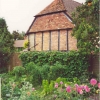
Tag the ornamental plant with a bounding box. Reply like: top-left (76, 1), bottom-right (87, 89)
top-left (23, 40), bottom-right (29, 48)
top-left (52, 78), bottom-right (100, 100)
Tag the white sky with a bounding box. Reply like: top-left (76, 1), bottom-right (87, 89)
top-left (0, 0), bottom-right (85, 33)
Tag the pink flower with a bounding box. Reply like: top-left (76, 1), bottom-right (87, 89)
top-left (80, 85), bottom-right (84, 90)
top-left (32, 88), bottom-right (35, 91)
top-left (74, 84), bottom-right (79, 88)
top-left (66, 86), bottom-right (71, 93)
top-left (60, 81), bottom-right (63, 85)
top-left (90, 78), bottom-right (97, 86)
top-left (98, 83), bottom-right (100, 88)
top-left (76, 86), bottom-right (83, 94)
top-left (84, 85), bottom-right (90, 92)
top-left (55, 83), bottom-right (58, 88)
top-left (79, 90), bottom-right (83, 94)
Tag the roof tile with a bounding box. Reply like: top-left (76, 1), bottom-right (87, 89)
top-left (36, 0), bottom-right (81, 16)
top-left (29, 12), bottom-right (74, 32)
top-left (36, 0), bottom-right (66, 16)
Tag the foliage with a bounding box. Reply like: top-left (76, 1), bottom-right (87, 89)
top-left (72, 0), bottom-right (99, 54)
top-left (23, 40), bottom-right (29, 48)
top-left (56, 78), bottom-right (100, 100)
top-left (12, 30), bottom-right (25, 40)
top-left (25, 62), bottom-right (42, 86)
top-left (0, 18), bottom-right (14, 70)
top-left (19, 50), bottom-right (89, 66)
top-left (40, 78), bottom-right (100, 100)
top-left (1, 76), bottom-right (99, 100)
top-left (13, 66), bottom-right (25, 78)
top-left (1, 80), bottom-right (40, 100)
top-left (48, 62), bottom-right (67, 81)
top-left (19, 51), bottom-right (89, 81)
top-left (39, 64), bottom-right (50, 80)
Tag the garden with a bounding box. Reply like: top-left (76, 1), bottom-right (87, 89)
top-left (0, 51), bottom-right (100, 100)
top-left (0, 0), bottom-right (99, 99)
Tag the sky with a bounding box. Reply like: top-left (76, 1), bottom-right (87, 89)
top-left (0, 0), bottom-right (85, 33)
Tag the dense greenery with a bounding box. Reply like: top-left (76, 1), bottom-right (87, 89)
top-left (18, 51), bottom-right (90, 84)
top-left (1, 71), bottom-right (99, 100)
top-left (72, 0), bottom-right (99, 53)
top-left (1, 38), bottom-right (98, 99)
top-left (0, 18), bottom-right (14, 71)
top-left (19, 51), bottom-right (89, 66)
top-left (1, 0), bottom-right (99, 99)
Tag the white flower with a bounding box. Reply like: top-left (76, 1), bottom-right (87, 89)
top-left (98, 41), bottom-right (100, 44)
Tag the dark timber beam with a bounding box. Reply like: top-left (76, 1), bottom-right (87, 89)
top-left (58, 30), bottom-right (60, 51)
top-left (49, 31), bottom-right (51, 51)
top-left (66, 30), bottom-right (69, 51)
top-left (41, 32), bottom-right (43, 51)
top-left (34, 33), bottom-right (36, 50)
top-left (28, 35), bottom-right (30, 51)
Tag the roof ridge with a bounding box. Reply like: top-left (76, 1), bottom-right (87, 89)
top-left (36, 0), bottom-right (66, 16)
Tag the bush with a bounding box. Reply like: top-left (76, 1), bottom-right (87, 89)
top-left (39, 64), bottom-right (50, 80)
top-left (19, 50), bottom-right (89, 69)
top-left (19, 51), bottom-right (90, 82)
top-left (48, 62), bottom-right (67, 81)
top-left (25, 62), bottom-right (42, 86)
top-left (13, 66), bottom-right (25, 78)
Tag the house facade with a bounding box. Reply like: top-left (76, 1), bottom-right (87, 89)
top-left (26, 0), bottom-right (81, 51)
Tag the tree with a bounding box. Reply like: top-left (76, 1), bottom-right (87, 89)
top-left (72, 0), bottom-right (99, 54)
top-left (0, 18), bottom-right (14, 70)
top-left (12, 30), bottom-right (25, 40)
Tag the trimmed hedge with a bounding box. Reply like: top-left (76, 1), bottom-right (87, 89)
top-left (19, 50), bottom-right (89, 67)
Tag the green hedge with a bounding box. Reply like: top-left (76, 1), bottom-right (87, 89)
top-left (19, 50), bottom-right (89, 66)
top-left (19, 51), bottom-right (90, 83)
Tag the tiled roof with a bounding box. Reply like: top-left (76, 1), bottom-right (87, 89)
top-left (14, 40), bottom-right (24, 47)
top-left (27, 0), bottom-right (81, 33)
top-left (63, 0), bottom-right (81, 16)
top-left (36, 0), bottom-right (81, 16)
top-left (36, 0), bottom-right (66, 16)
top-left (29, 12), bottom-right (74, 33)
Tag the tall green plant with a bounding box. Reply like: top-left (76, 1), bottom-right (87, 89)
top-left (0, 18), bottom-right (14, 71)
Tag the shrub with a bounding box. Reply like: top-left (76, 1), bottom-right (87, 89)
top-left (23, 40), bottom-right (29, 48)
top-left (39, 64), bottom-right (50, 80)
top-left (19, 51), bottom-right (89, 67)
top-left (19, 50), bottom-right (90, 82)
top-left (25, 62), bottom-right (42, 86)
top-left (48, 62), bottom-right (67, 81)
top-left (13, 66), bottom-right (25, 78)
